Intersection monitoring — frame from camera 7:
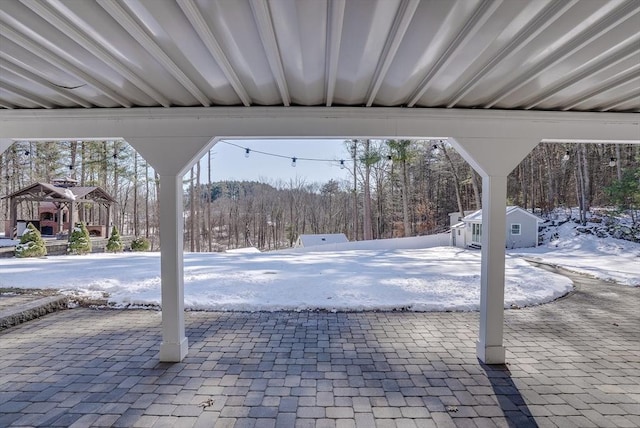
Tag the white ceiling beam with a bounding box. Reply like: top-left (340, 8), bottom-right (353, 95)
top-left (0, 102), bottom-right (16, 109)
top-left (406, 0), bottom-right (503, 107)
top-left (445, 0), bottom-right (578, 108)
top-left (599, 89), bottom-right (640, 112)
top-left (483, 1), bottom-right (640, 108)
top-left (97, 0), bottom-right (211, 107)
top-left (0, 56), bottom-right (93, 108)
top-left (249, 0), bottom-right (290, 106)
top-left (562, 66), bottom-right (640, 111)
top-left (0, 22), bottom-right (132, 107)
top-left (21, 0), bottom-right (171, 107)
top-left (0, 81), bottom-right (55, 108)
top-left (177, 0), bottom-right (251, 107)
top-left (523, 40), bottom-right (640, 109)
top-left (325, 0), bottom-right (345, 107)
top-left (2, 107), bottom-right (637, 145)
top-left (365, 0), bottom-right (419, 107)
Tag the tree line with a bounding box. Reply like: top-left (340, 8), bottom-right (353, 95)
top-left (1, 140), bottom-right (637, 251)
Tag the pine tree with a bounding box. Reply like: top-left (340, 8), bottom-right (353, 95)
top-left (130, 236), bottom-right (150, 252)
top-left (106, 226), bottom-right (123, 253)
top-left (15, 223), bottom-right (47, 258)
top-left (68, 222), bottom-right (92, 255)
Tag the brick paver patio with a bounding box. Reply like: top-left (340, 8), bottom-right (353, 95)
top-left (0, 268), bottom-right (638, 428)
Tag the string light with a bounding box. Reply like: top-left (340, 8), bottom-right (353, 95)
top-left (562, 151), bottom-right (570, 162)
top-left (609, 157), bottom-right (617, 167)
top-left (219, 140), bottom-right (353, 169)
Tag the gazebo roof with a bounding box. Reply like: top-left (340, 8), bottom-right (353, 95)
top-left (2, 181), bottom-right (116, 204)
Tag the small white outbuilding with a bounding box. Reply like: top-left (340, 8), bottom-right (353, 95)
top-left (451, 206), bottom-right (542, 249)
top-left (295, 233), bottom-right (349, 248)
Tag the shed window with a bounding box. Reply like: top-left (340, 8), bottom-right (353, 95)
top-left (472, 223), bottom-right (482, 242)
top-left (511, 224), bottom-right (521, 235)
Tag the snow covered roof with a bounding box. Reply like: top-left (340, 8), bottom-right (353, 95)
top-left (2, 182), bottom-right (116, 203)
top-left (463, 206), bottom-right (543, 223)
top-left (297, 234), bottom-right (349, 247)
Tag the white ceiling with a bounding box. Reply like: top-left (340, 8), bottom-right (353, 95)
top-left (1, 0), bottom-right (639, 113)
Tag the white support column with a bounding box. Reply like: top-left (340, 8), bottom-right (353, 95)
top-left (0, 138), bottom-right (12, 155)
top-left (158, 174), bottom-right (188, 362)
top-left (450, 138), bottom-right (539, 365)
top-left (477, 175), bottom-right (507, 364)
top-left (126, 136), bottom-right (213, 363)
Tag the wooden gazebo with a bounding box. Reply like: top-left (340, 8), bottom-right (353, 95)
top-left (2, 178), bottom-right (116, 239)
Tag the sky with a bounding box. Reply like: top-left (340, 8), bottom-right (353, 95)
top-left (1, 224), bottom-right (637, 311)
top-left (201, 139), bottom-right (354, 184)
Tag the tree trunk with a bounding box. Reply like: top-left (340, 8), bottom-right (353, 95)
top-left (189, 166), bottom-right (195, 252)
top-left (351, 142), bottom-right (358, 240)
top-left (401, 159), bottom-right (411, 237)
top-left (362, 139), bottom-right (373, 240)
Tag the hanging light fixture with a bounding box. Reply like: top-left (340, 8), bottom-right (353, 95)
top-left (339, 160), bottom-right (345, 169)
top-left (609, 157), bottom-right (617, 167)
top-left (562, 151), bottom-right (570, 162)
top-left (291, 157), bottom-right (297, 167)
top-left (245, 148), bottom-right (250, 158)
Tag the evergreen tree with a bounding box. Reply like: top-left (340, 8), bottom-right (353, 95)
top-left (606, 167), bottom-right (640, 223)
top-left (68, 222), bottom-right (92, 255)
top-left (15, 223), bottom-right (47, 258)
top-left (130, 236), bottom-right (150, 251)
top-left (106, 226), bottom-right (123, 253)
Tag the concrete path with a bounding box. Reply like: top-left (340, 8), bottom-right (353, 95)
top-left (0, 268), bottom-right (638, 427)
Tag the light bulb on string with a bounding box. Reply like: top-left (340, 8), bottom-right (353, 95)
top-left (245, 148), bottom-right (250, 158)
top-left (291, 157), bottom-right (297, 167)
top-left (340, 160), bottom-right (345, 169)
top-left (562, 151), bottom-right (570, 162)
top-left (609, 157), bottom-right (617, 167)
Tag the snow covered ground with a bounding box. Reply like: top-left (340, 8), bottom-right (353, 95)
top-left (512, 221), bottom-right (640, 286)
top-left (1, 217), bottom-right (636, 311)
top-left (0, 246), bottom-right (572, 312)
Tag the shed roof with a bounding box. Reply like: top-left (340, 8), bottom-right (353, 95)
top-left (298, 233), bottom-right (349, 247)
top-left (463, 206), bottom-right (543, 223)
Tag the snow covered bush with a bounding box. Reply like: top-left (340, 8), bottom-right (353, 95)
top-left (130, 236), bottom-right (150, 252)
top-left (15, 223), bottom-right (47, 258)
top-left (68, 222), bottom-right (92, 255)
top-left (106, 226), bottom-right (123, 253)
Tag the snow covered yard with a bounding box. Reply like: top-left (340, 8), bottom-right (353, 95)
top-left (0, 247), bottom-right (572, 312)
top-left (512, 221), bottom-right (640, 286)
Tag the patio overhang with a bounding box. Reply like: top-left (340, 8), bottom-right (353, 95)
top-left (1, 0), bottom-right (639, 364)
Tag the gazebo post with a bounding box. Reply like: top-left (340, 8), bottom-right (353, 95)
top-left (9, 197), bottom-right (17, 239)
top-left (105, 203), bottom-right (111, 239)
top-left (68, 202), bottom-right (74, 235)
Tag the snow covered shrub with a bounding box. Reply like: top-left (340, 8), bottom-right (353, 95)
top-left (68, 222), bottom-right (92, 255)
top-left (130, 236), bottom-right (150, 252)
top-left (15, 223), bottom-right (47, 258)
top-left (106, 226), bottom-right (123, 253)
